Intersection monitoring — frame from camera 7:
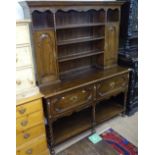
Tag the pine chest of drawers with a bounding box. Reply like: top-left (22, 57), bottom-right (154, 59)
top-left (16, 94), bottom-right (49, 155)
top-left (16, 20), bottom-right (38, 100)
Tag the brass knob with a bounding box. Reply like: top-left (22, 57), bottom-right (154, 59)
top-left (18, 108), bottom-right (26, 114)
top-left (110, 82), bottom-right (115, 88)
top-left (26, 148), bottom-right (33, 154)
top-left (16, 80), bottom-right (21, 85)
top-left (109, 26), bottom-right (114, 31)
top-left (27, 78), bottom-right (34, 85)
top-left (70, 96), bottom-right (78, 102)
top-left (82, 90), bottom-right (86, 93)
top-left (23, 133), bottom-right (30, 139)
top-left (21, 120), bottom-right (28, 126)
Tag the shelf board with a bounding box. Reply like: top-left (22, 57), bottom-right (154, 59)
top-left (56, 23), bottom-right (105, 30)
top-left (58, 50), bottom-right (104, 62)
top-left (53, 107), bottom-right (92, 145)
top-left (53, 100), bottom-right (123, 145)
top-left (57, 36), bottom-right (104, 46)
top-left (60, 66), bottom-right (102, 81)
top-left (33, 27), bottom-right (54, 31)
top-left (96, 100), bottom-right (124, 124)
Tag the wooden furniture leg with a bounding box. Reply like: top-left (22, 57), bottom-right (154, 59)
top-left (47, 99), bottom-right (56, 155)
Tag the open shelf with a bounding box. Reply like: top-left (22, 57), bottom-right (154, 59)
top-left (107, 9), bottom-right (119, 22)
top-left (55, 9), bottom-right (105, 27)
top-left (53, 107), bottom-right (92, 145)
top-left (60, 66), bottom-right (101, 81)
top-left (96, 100), bottom-right (124, 124)
top-left (57, 36), bottom-right (104, 46)
top-left (32, 10), bottom-right (54, 29)
top-left (59, 54), bottom-right (104, 81)
top-left (58, 50), bottom-right (104, 62)
top-left (56, 23), bottom-right (105, 30)
top-left (53, 99), bottom-right (124, 145)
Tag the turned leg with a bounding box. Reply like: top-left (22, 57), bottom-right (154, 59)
top-left (91, 105), bottom-right (96, 134)
top-left (47, 99), bottom-right (55, 155)
top-left (122, 91), bottom-right (128, 117)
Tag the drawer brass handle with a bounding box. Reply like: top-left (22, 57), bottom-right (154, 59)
top-left (26, 148), bottom-right (33, 154)
top-left (82, 90), bottom-right (86, 93)
top-left (28, 79), bottom-right (34, 85)
top-left (70, 96), bottom-right (78, 102)
top-left (18, 108), bottom-right (26, 114)
top-left (21, 120), bottom-right (28, 126)
top-left (23, 133), bottom-right (30, 139)
top-left (16, 80), bottom-right (21, 85)
top-left (110, 82), bottom-right (115, 88)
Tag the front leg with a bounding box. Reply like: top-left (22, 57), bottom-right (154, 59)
top-left (46, 99), bottom-right (56, 155)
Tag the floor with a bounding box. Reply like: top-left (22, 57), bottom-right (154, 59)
top-left (55, 112), bottom-right (138, 154)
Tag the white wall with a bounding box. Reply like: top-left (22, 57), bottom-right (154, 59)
top-left (16, 0), bottom-right (116, 20)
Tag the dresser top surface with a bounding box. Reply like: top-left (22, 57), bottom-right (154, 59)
top-left (40, 66), bottom-right (130, 98)
top-left (16, 93), bottom-right (43, 106)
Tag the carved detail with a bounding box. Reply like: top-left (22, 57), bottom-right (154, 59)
top-left (53, 87), bottom-right (93, 113)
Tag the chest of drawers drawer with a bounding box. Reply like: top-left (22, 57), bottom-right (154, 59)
top-left (16, 24), bottom-right (30, 45)
top-left (16, 68), bottom-right (35, 92)
top-left (16, 46), bottom-right (32, 68)
top-left (17, 135), bottom-right (47, 155)
top-left (17, 124), bottom-right (45, 147)
top-left (16, 111), bottom-right (44, 133)
top-left (96, 74), bottom-right (128, 99)
top-left (16, 99), bottom-right (42, 118)
top-left (50, 86), bottom-right (93, 116)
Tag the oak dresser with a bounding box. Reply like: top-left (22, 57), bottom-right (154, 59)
top-left (20, 1), bottom-right (131, 155)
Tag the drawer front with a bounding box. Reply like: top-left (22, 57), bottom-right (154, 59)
top-left (17, 136), bottom-right (47, 155)
top-left (96, 74), bottom-right (128, 99)
top-left (16, 99), bottom-right (42, 118)
top-left (17, 124), bottom-right (45, 147)
top-left (16, 68), bottom-right (35, 92)
top-left (51, 86), bottom-right (93, 115)
top-left (16, 46), bottom-right (32, 68)
top-left (16, 111), bottom-right (44, 133)
top-left (16, 24), bottom-right (30, 45)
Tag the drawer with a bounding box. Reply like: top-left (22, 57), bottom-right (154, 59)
top-left (16, 68), bottom-right (35, 92)
top-left (96, 74), bottom-right (128, 99)
top-left (16, 99), bottom-right (42, 118)
top-left (50, 86), bottom-right (93, 116)
top-left (16, 24), bottom-right (30, 45)
top-left (17, 135), bottom-right (47, 155)
top-left (16, 46), bottom-right (32, 68)
top-left (17, 124), bottom-right (45, 147)
top-left (16, 111), bottom-right (44, 133)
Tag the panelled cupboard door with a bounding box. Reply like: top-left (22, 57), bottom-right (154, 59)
top-left (33, 30), bottom-right (59, 85)
top-left (104, 23), bottom-right (119, 68)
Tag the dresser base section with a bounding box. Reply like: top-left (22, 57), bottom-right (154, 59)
top-left (46, 96), bottom-right (124, 146)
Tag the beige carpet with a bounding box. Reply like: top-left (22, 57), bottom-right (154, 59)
top-left (55, 112), bottom-right (138, 153)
